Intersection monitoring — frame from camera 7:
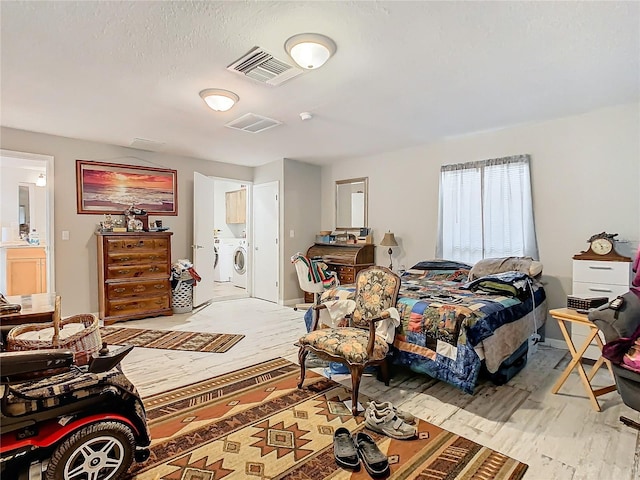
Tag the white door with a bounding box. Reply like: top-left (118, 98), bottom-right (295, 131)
top-left (252, 182), bottom-right (279, 303)
top-left (193, 172), bottom-right (216, 306)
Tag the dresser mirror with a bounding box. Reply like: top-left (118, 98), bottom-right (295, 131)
top-left (335, 177), bottom-right (368, 230)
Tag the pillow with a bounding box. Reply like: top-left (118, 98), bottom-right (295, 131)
top-left (468, 256), bottom-right (542, 281)
top-left (410, 260), bottom-right (473, 271)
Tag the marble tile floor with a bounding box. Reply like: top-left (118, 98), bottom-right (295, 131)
top-left (120, 298), bottom-right (640, 480)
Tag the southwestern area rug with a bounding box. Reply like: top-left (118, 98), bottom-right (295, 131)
top-left (127, 358), bottom-right (528, 479)
top-left (99, 327), bottom-right (244, 354)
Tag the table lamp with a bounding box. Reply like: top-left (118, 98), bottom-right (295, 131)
top-left (380, 231), bottom-right (398, 270)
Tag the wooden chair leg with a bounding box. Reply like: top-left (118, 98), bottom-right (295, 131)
top-left (297, 348), bottom-right (309, 389)
top-left (620, 416), bottom-right (640, 431)
top-left (349, 366), bottom-right (363, 416)
top-left (379, 359), bottom-right (390, 386)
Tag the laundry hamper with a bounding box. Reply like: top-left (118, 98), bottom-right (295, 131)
top-left (6, 296), bottom-right (102, 366)
top-left (172, 272), bottom-right (194, 314)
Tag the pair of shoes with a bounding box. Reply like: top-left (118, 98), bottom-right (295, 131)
top-left (367, 400), bottom-right (416, 424)
top-left (364, 406), bottom-right (417, 440)
top-left (353, 431), bottom-right (390, 477)
top-left (333, 427), bottom-right (360, 470)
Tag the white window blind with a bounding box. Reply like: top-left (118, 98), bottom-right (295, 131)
top-left (436, 155), bottom-right (538, 264)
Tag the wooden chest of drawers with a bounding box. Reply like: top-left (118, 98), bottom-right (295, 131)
top-left (571, 258), bottom-right (631, 360)
top-left (97, 232), bottom-right (173, 325)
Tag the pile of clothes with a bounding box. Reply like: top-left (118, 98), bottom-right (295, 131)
top-left (170, 259), bottom-right (201, 290)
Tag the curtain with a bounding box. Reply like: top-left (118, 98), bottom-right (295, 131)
top-left (436, 154), bottom-right (538, 264)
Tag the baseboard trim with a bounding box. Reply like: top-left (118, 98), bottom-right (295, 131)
top-left (541, 338), bottom-right (568, 350)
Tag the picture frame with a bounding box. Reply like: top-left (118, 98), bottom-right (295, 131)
top-left (76, 160), bottom-right (178, 215)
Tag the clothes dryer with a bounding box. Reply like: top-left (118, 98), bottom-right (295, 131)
top-left (231, 239), bottom-right (247, 289)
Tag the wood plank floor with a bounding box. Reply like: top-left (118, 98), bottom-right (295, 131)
top-left (119, 298), bottom-right (640, 480)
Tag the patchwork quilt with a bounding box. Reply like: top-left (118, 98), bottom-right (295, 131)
top-left (317, 265), bottom-right (547, 394)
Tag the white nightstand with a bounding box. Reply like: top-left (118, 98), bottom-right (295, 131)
top-left (571, 259), bottom-right (631, 359)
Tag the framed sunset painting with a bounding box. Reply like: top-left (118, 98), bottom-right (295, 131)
top-left (76, 160), bottom-right (178, 215)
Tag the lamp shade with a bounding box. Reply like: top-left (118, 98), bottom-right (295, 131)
top-left (285, 33), bottom-right (336, 70)
top-left (199, 89), bottom-right (239, 112)
top-left (380, 232), bottom-right (398, 247)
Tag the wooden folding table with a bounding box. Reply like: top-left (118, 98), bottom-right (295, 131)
top-left (549, 308), bottom-right (616, 412)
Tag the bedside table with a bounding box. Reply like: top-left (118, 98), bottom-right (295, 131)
top-left (549, 308), bottom-right (616, 412)
top-left (572, 259), bottom-right (631, 360)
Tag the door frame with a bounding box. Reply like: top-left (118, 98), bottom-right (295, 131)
top-left (0, 149), bottom-right (55, 293)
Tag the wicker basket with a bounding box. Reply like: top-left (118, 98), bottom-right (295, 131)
top-left (6, 297), bottom-right (102, 366)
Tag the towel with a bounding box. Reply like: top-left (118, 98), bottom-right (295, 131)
top-left (318, 303), bottom-right (400, 344)
top-left (375, 307), bottom-right (400, 344)
top-left (318, 299), bottom-right (356, 327)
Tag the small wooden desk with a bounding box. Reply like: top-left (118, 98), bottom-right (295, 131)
top-left (0, 293), bottom-right (56, 326)
top-left (549, 308), bottom-right (616, 411)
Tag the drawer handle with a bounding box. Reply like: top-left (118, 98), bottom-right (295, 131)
top-left (133, 285), bottom-right (146, 292)
top-left (113, 305), bottom-right (124, 311)
top-left (148, 266), bottom-right (160, 272)
top-left (149, 255), bottom-right (159, 260)
top-left (118, 270), bottom-right (131, 275)
top-left (119, 257), bottom-right (131, 262)
top-left (114, 288), bottom-right (126, 293)
top-left (588, 287), bottom-right (612, 292)
top-left (154, 284), bottom-right (165, 289)
top-left (588, 266), bottom-right (613, 270)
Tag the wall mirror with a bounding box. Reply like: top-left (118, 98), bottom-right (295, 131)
top-left (18, 184), bottom-right (31, 238)
top-left (335, 177), bottom-right (368, 230)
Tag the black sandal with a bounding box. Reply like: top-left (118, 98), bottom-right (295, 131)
top-left (353, 431), bottom-right (389, 477)
top-left (333, 427), bottom-right (360, 470)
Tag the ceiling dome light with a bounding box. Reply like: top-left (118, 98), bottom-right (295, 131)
top-left (199, 89), bottom-right (239, 112)
top-left (285, 33), bottom-right (336, 70)
top-left (36, 173), bottom-right (46, 187)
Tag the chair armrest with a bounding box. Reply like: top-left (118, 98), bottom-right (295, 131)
top-left (1, 349), bottom-right (74, 379)
top-left (369, 310), bottom-right (391, 324)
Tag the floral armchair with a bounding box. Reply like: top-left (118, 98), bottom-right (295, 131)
top-left (296, 266), bottom-right (401, 415)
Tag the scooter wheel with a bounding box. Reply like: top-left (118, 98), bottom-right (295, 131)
top-left (45, 421), bottom-right (136, 480)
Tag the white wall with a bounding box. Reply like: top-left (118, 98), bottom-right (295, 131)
top-left (283, 158), bottom-right (322, 302)
top-left (321, 103), bottom-right (640, 341)
top-left (0, 127), bottom-right (253, 316)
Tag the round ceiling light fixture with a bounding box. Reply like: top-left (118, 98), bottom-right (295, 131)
top-left (199, 89), bottom-right (239, 112)
top-left (285, 33), bottom-right (336, 70)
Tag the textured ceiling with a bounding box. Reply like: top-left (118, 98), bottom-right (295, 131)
top-left (1, 1), bottom-right (638, 167)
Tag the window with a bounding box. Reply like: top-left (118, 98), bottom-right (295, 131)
top-left (436, 155), bottom-right (538, 264)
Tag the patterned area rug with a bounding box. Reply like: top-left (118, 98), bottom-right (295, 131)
top-left (127, 358), bottom-right (528, 479)
top-left (99, 327), bottom-right (244, 354)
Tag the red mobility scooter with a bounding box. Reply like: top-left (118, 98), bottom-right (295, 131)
top-left (0, 343), bottom-right (151, 480)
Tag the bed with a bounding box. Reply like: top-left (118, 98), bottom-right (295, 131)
top-left (312, 259), bottom-right (547, 394)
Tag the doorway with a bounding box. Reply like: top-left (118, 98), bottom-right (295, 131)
top-left (0, 150), bottom-right (55, 295)
top-left (193, 173), bottom-right (251, 305)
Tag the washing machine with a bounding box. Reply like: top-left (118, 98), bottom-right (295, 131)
top-left (215, 239), bottom-right (235, 282)
top-left (231, 239), bottom-right (247, 289)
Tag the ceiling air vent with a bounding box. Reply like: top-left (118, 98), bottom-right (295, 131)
top-left (227, 46), bottom-right (303, 86)
top-left (225, 113), bottom-right (282, 134)
top-left (129, 138), bottom-right (166, 152)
